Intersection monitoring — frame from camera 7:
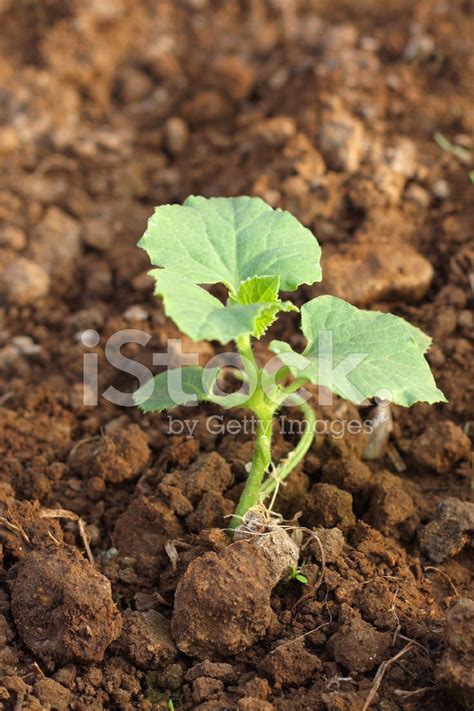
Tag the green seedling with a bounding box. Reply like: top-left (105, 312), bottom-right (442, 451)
top-left (134, 196), bottom-right (446, 529)
top-left (289, 565), bottom-right (308, 584)
top-left (434, 131), bottom-right (471, 163)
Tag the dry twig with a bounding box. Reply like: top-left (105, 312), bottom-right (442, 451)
top-left (394, 686), bottom-right (435, 699)
top-left (362, 641), bottom-right (415, 711)
top-left (0, 515), bottom-right (31, 545)
top-left (425, 566), bottom-right (460, 598)
top-left (40, 508), bottom-right (94, 564)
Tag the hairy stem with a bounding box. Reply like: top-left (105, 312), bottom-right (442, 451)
top-left (259, 397), bottom-right (316, 500)
top-left (229, 337), bottom-right (316, 531)
top-left (236, 334), bottom-right (258, 383)
top-left (229, 413), bottom-right (273, 529)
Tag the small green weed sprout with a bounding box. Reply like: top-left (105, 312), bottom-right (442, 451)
top-left (134, 196), bottom-right (445, 529)
top-left (289, 565), bottom-right (308, 585)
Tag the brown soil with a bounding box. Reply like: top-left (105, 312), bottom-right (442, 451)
top-left (0, 1), bottom-right (473, 710)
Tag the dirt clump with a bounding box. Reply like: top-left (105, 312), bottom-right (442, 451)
top-left (185, 660), bottom-right (237, 683)
top-left (319, 108), bottom-right (364, 172)
top-left (364, 470), bottom-right (417, 537)
top-left (29, 207), bottom-right (82, 284)
top-left (412, 420), bottom-right (471, 474)
top-left (68, 424), bottom-right (150, 483)
top-left (112, 609), bottom-right (177, 670)
top-left (237, 699), bottom-right (274, 711)
top-left (322, 454), bottom-right (373, 496)
top-left (33, 677), bottom-right (71, 711)
top-left (303, 483), bottom-right (356, 532)
top-left (158, 451), bottom-right (233, 512)
top-left (258, 643), bottom-right (322, 689)
top-left (327, 604), bottom-right (392, 673)
top-left (419, 497), bottom-right (474, 563)
top-left (172, 540), bottom-right (275, 658)
top-left (436, 598), bottom-right (474, 707)
top-left (0, 499), bottom-right (63, 561)
top-left (172, 509), bottom-right (298, 658)
top-left (8, 544), bottom-right (122, 666)
top-left (310, 527), bottom-right (345, 563)
top-left (192, 676), bottom-right (225, 704)
top-left (186, 491), bottom-right (234, 533)
top-left (320, 242), bottom-right (434, 306)
top-left (0, 257), bottom-right (50, 305)
top-left (113, 494), bottom-right (183, 575)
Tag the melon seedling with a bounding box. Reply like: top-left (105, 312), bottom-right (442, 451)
top-left (134, 196), bottom-right (445, 529)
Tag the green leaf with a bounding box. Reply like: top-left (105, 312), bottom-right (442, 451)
top-left (134, 365), bottom-right (255, 412)
top-left (270, 296), bottom-right (446, 407)
top-left (134, 366), bottom-right (220, 412)
top-left (230, 275), bottom-right (298, 338)
top-left (295, 573), bottom-right (308, 584)
top-left (139, 195), bottom-right (321, 293)
top-left (235, 274), bottom-right (280, 304)
top-left (151, 270), bottom-right (271, 343)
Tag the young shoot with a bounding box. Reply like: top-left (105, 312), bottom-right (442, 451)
top-left (288, 565), bottom-right (308, 585)
top-left (134, 196), bottom-right (446, 530)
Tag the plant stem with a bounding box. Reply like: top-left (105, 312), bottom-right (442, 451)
top-left (259, 397), bottom-right (316, 499)
top-left (236, 334), bottom-right (258, 382)
top-left (229, 335), bottom-right (276, 529)
top-left (229, 413), bottom-right (273, 529)
top-left (229, 337), bottom-right (316, 531)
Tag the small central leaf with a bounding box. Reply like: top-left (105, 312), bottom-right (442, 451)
top-left (151, 270), bottom-right (270, 343)
top-left (229, 275), bottom-right (298, 338)
top-left (234, 275), bottom-right (281, 305)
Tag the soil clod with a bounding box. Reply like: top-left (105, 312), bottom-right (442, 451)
top-left (172, 508), bottom-right (299, 659)
top-left (327, 605), bottom-right (392, 673)
top-left (436, 598), bottom-right (474, 708)
top-left (8, 544), bottom-right (122, 666)
top-left (419, 497), bottom-right (474, 563)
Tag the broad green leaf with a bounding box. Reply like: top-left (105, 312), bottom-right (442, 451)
top-left (134, 365), bottom-right (254, 412)
top-left (134, 366), bottom-right (220, 412)
top-left (230, 275), bottom-right (298, 337)
top-left (139, 195), bottom-right (321, 293)
top-left (404, 322), bottom-right (432, 353)
top-left (270, 296), bottom-right (446, 407)
top-left (151, 270), bottom-right (273, 343)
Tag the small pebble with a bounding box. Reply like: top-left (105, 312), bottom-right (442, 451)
top-left (0, 225), bottom-right (27, 250)
top-left (123, 304), bottom-right (149, 321)
top-left (405, 183), bottom-right (431, 207)
top-left (433, 179), bottom-right (450, 200)
top-left (11, 336), bottom-right (41, 355)
top-left (404, 33), bottom-right (435, 61)
top-left (359, 36), bottom-right (380, 51)
top-left (83, 217), bottom-right (113, 251)
top-left (319, 110), bottom-right (364, 172)
top-left (164, 117), bottom-right (190, 156)
top-left (1, 257), bottom-right (50, 305)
